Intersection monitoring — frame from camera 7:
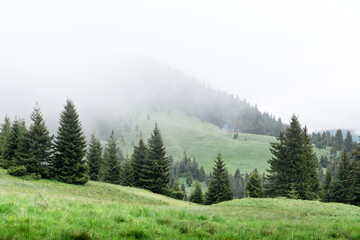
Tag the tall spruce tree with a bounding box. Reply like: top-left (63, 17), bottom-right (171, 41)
top-left (121, 155), bottom-right (134, 186)
top-left (321, 167), bottom-right (333, 202)
top-left (266, 115), bottom-right (319, 200)
top-left (331, 150), bottom-right (351, 203)
top-left (86, 135), bottom-right (103, 181)
top-left (0, 116), bottom-right (11, 168)
top-left (131, 138), bottom-right (149, 188)
top-left (2, 119), bottom-right (23, 169)
top-left (205, 153), bottom-right (232, 205)
top-left (145, 124), bottom-right (170, 194)
top-left (349, 143), bottom-right (360, 206)
top-left (245, 169), bottom-right (264, 198)
top-left (54, 100), bottom-right (89, 184)
top-left (344, 131), bottom-right (354, 153)
top-left (334, 129), bottom-right (344, 151)
top-left (29, 105), bottom-right (54, 177)
top-left (100, 131), bottom-right (121, 184)
top-left (189, 181), bottom-right (204, 204)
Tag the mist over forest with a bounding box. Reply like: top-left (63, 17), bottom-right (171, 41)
top-left (1, 55), bottom-right (286, 139)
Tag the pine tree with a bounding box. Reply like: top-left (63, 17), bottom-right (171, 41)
top-left (344, 131), bottom-right (354, 153)
top-left (54, 100), bottom-right (89, 184)
top-left (121, 155), bottom-right (134, 186)
top-left (334, 129), bottom-right (344, 151)
top-left (189, 181), bottom-right (204, 204)
top-left (321, 167), bottom-right (333, 202)
top-left (331, 150), bottom-right (351, 203)
top-left (245, 169), bottom-right (264, 198)
top-left (131, 138), bottom-right (149, 188)
top-left (29, 105), bottom-right (54, 178)
top-left (266, 115), bottom-right (319, 200)
top-left (2, 119), bottom-right (23, 169)
top-left (205, 153), bottom-right (232, 204)
top-left (349, 143), bottom-right (360, 206)
top-left (0, 116), bottom-right (11, 168)
top-left (171, 178), bottom-right (184, 200)
top-left (232, 168), bottom-right (244, 199)
top-left (145, 124), bottom-right (170, 194)
top-left (100, 131), bottom-right (121, 184)
top-left (86, 135), bottom-right (103, 181)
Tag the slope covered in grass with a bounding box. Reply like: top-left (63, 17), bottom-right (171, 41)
top-left (117, 111), bottom-right (329, 174)
top-left (1, 170), bottom-right (359, 239)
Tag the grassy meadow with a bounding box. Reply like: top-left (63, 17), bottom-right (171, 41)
top-left (1, 169), bottom-right (359, 240)
top-left (116, 111), bottom-right (330, 174)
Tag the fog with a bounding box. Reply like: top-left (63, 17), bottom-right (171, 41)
top-left (1, 0), bottom-right (360, 133)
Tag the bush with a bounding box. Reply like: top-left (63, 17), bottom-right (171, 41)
top-left (8, 166), bottom-right (27, 176)
top-left (171, 190), bottom-right (184, 200)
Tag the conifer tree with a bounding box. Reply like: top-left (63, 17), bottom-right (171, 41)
top-left (266, 115), bottom-right (320, 200)
top-left (2, 119), bottom-right (23, 169)
top-left (321, 167), bottom-right (333, 202)
top-left (145, 124), bottom-right (170, 194)
top-left (344, 131), bottom-right (354, 153)
top-left (171, 178), bottom-right (184, 200)
top-left (100, 131), bottom-right (121, 184)
top-left (232, 168), bottom-right (244, 199)
top-left (349, 144), bottom-right (360, 206)
top-left (29, 105), bottom-right (54, 178)
top-left (190, 181), bottom-right (204, 204)
top-left (121, 155), bottom-right (134, 186)
top-left (205, 153), bottom-right (232, 204)
top-left (334, 129), bottom-right (344, 151)
top-left (86, 135), bottom-right (103, 181)
top-left (54, 100), bottom-right (89, 184)
top-left (245, 169), bottom-right (264, 198)
top-left (131, 138), bottom-right (149, 188)
top-left (331, 150), bottom-right (351, 203)
top-left (0, 116), bottom-right (11, 168)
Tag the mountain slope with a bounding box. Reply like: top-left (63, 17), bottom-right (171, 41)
top-left (1, 170), bottom-right (359, 239)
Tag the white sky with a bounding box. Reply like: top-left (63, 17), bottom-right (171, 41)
top-left (1, 0), bottom-right (360, 132)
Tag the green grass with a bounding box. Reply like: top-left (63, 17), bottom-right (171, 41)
top-left (1, 169), bottom-right (359, 239)
top-left (117, 111), bottom-right (330, 174)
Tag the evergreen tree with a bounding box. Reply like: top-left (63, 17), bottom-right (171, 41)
top-left (186, 171), bottom-right (193, 187)
top-left (232, 168), bottom-right (244, 199)
top-left (349, 144), bottom-right (360, 206)
top-left (86, 135), bottom-right (103, 181)
top-left (344, 131), bottom-right (354, 153)
top-left (331, 150), bottom-right (351, 203)
top-left (321, 167), bottom-right (333, 202)
top-left (100, 131), bottom-right (121, 184)
top-left (145, 124), bottom-right (170, 194)
top-left (189, 181), bottom-right (204, 204)
top-left (318, 165), bottom-right (324, 183)
top-left (205, 153), bottom-right (232, 204)
top-left (2, 119), bottom-right (23, 169)
top-left (131, 138), bottom-right (149, 188)
top-left (245, 169), bottom-right (264, 198)
top-left (28, 105), bottom-right (54, 178)
top-left (266, 115), bottom-right (319, 200)
top-left (54, 100), bottom-right (89, 184)
top-left (0, 116), bottom-right (11, 168)
top-left (334, 129), bottom-right (344, 151)
top-left (171, 178), bottom-right (184, 200)
top-left (121, 155), bottom-right (134, 186)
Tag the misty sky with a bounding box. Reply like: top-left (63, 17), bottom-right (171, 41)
top-left (1, 0), bottom-right (360, 132)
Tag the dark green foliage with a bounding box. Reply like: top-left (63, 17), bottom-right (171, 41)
top-left (54, 100), bottom-right (89, 185)
top-left (144, 124), bottom-right (170, 194)
top-left (100, 131), bottom-right (121, 184)
top-left (344, 131), bottom-right (355, 153)
top-left (29, 105), bottom-right (54, 178)
top-left (318, 165), bottom-right (324, 183)
top-left (186, 172), bottom-right (193, 187)
top-left (2, 119), bottom-right (23, 169)
top-left (349, 144), bottom-right (360, 206)
top-left (331, 151), bottom-right (351, 203)
top-left (171, 152), bottom-right (206, 183)
top-left (121, 155), bottom-right (134, 186)
top-left (189, 181), bottom-right (204, 204)
top-left (8, 165), bottom-right (27, 176)
top-left (86, 135), bottom-right (102, 181)
top-left (334, 129), bottom-right (344, 151)
top-left (245, 169), bottom-right (264, 198)
top-left (0, 116), bottom-right (11, 168)
top-left (266, 115), bottom-right (320, 200)
top-left (170, 178), bottom-right (184, 200)
top-left (131, 139), bottom-right (149, 188)
top-left (321, 167), bottom-right (333, 202)
top-left (205, 153), bottom-right (232, 205)
top-left (231, 168), bottom-right (245, 199)
top-left (319, 155), bottom-right (329, 168)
